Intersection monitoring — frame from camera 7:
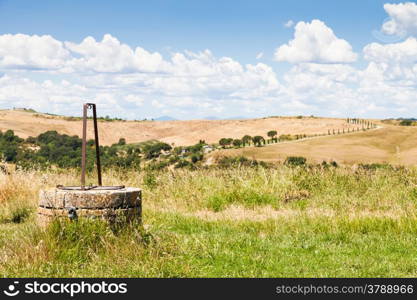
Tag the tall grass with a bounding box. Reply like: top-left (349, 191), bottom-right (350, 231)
top-left (1, 164), bottom-right (417, 277)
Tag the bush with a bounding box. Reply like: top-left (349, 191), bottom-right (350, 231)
top-left (174, 160), bottom-right (191, 169)
top-left (191, 154), bottom-right (203, 163)
top-left (118, 138), bottom-right (126, 145)
top-left (285, 156), bottom-right (307, 166)
top-left (11, 207), bottom-right (31, 223)
top-left (217, 156), bottom-right (269, 168)
top-left (399, 120), bottom-right (414, 126)
top-left (143, 142), bottom-right (172, 159)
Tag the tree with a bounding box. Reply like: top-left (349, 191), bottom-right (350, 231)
top-left (242, 135), bottom-right (252, 146)
top-left (252, 136), bottom-right (265, 147)
top-left (400, 120), bottom-right (413, 126)
top-left (219, 138), bottom-right (232, 148)
top-left (118, 138), bottom-right (126, 145)
top-left (267, 130), bottom-right (278, 143)
top-left (232, 139), bottom-right (242, 148)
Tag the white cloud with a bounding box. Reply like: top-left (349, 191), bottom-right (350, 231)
top-left (364, 37), bottom-right (417, 64)
top-left (363, 38), bottom-right (417, 83)
top-left (65, 34), bottom-right (170, 73)
top-left (382, 2), bottom-right (417, 36)
top-left (284, 20), bottom-right (295, 28)
top-left (274, 19), bottom-right (357, 64)
top-left (1, 29), bottom-right (417, 119)
top-left (124, 94), bottom-right (144, 106)
top-left (0, 34), bottom-right (70, 70)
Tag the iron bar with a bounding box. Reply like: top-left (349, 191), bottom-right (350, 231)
top-left (81, 104), bottom-right (88, 189)
top-left (88, 103), bottom-right (102, 186)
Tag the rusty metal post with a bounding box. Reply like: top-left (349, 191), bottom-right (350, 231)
top-left (81, 104), bottom-right (88, 189)
top-left (89, 103), bottom-right (102, 186)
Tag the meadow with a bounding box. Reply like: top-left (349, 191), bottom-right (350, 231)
top-left (1, 163), bottom-right (417, 277)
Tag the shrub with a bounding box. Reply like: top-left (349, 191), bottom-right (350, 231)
top-left (118, 138), bottom-right (126, 145)
top-left (399, 120), bottom-right (414, 126)
top-left (216, 156), bottom-right (269, 168)
top-left (191, 154), bottom-right (203, 163)
top-left (285, 156), bottom-right (307, 166)
top-left (11, 207), bottom-right (31, 223)
top-left (174, 160), bottom-right (191, 169)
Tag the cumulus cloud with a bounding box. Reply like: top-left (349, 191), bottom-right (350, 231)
top-left (364, 37), bottom-right (417, 63)
top-left (65, 34), bottom-right (170, 73)
top-left (274, 19), bottom-right (357, 64)
top-left (0, 33), bottom-right (285, 118)
top-left (1, 28), bottom-right (417, 119)
top-left (0, 34), bottom-right (70, 70)
top-left (363, 38), bottom-right (417, 83)
top-left (382, 2), bottom-right (417, 36)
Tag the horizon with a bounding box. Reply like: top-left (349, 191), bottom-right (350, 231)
top-left (1, 0), bottom-right (417, 119)
top-left (3, 106), bottom-right (407, 121)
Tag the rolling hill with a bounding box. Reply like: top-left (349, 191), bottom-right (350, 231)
top-left (0, 109), bottom-right (355, 146)
top-left (216, 125), bottom-right (417, 166)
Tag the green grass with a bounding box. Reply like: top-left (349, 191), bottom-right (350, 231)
top-left (2, 165), bottom-right (417, 277)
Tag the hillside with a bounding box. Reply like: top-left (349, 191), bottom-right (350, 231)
top-left (217, 125), bottom-right (417, 165)
top-left (0, 109), bottom-right (355, 146)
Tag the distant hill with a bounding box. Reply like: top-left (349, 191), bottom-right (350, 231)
top-left (0, 109), bottom-right (360, 146)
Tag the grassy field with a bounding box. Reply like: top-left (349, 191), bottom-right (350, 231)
top-left (0, 109), bottom-right (358, 146)
top-left (2, 164), bottom-right (417, 277)
top-left (219, 125), bottom-right (417, 166)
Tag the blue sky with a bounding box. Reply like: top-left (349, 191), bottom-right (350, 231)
top-left (0, 0), bottom-right (416, 119)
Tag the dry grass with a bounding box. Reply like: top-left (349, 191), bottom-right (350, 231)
top-left (0, 110), bottom-right (358, 146)
top-left (218, 125), bottom-right (417, 165)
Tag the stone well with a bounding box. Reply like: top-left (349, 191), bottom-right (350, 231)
top-left (37, 187), bottom-right (142, 227)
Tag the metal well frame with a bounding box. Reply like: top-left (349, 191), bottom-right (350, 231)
top-left (57, 103), bottom-right (124, 191)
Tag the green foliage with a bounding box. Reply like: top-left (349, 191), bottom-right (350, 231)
top-left (267, 130), bottom-right (278, 142)
top-left (143, 142), bottom-right (172, 159)
top-left (241, 135), bottom-right (252, 146)
top-left (118, 138), bottom-right (126, 145)
top-left (175, 160), bottom-right (191, 169)
top-left (11, 207), bottom-right (31, 224)
top-left (219, 138), bottom-right (233, 148)
top-left (0, 130), bottom-right (23, 162)
top-left (217, 156), bottom-right (268, 168)
top-left (285, 156), bottom-right (307, 166)
top-left (0, 130), bottom-right (143, 170)
top-left (399, 120), bottom-right (414, 126)
top-left (191, 153), bottom-right (203, 163)
top-left (252, 135), bottom-right (265, 147)
top-left (232, 139), bottom-right (242, 148)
